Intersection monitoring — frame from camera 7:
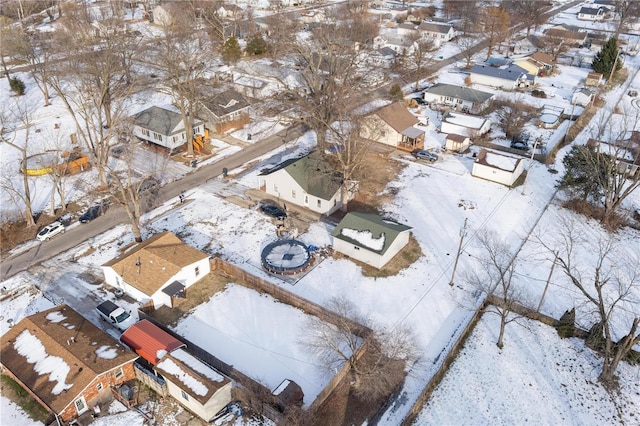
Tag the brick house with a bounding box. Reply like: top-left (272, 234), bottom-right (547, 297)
top-left (0, 305), bottom-right (137, 423)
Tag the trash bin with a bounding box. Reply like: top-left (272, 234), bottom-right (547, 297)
top-left (190, 159), bottom-right (197, 168)
top-left (247, 133), bottom-right (252, 141)
top-left (222, 167), bottom-right (228, 178)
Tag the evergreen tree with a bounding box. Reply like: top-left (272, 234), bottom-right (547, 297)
top-left (592, 37), bottom-right (622, 78)
top-left (388, 84), bottom-right (404, 101)
top-left (221, 36), bottom-right (242, 65)
top-left (9, 76), bottom-right (26, 95)
top-left (558, 146), bottom-right (604, 202)
top-left (245, 34), bottom-right (267, 56)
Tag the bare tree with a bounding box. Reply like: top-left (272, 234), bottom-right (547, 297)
top-left (404, 32), bottom-right (436, 91)
top-left (464, 231), bottom-right (527, 349)
top-left (493, 97), bottom-right (537, 138)
top-left (538, 218), bottom-right (640, 388)
top-left (263, 13), bottom-right (296, 61)
top-left (456, 36), bottom-right (479, 69)
top-left (613, 0), bottom-right (640, 36)
top-left (152, 5), bottom-right (214, 158)
top-left (48, 5), bottom-right (141, 187)
top-left (0, 98), bottom-right (39, 227)
top-left (502, 0), bottom-right (549, 37)
top-left (301, 296), bottom-right (418, 401)
top-left (480, 6), bottom-right (510, 60)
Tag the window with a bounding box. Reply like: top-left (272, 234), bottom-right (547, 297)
top-left (74, 397), bottom-right (87, 414)
top-left (273, 184), bottom-right (278, 192)
top-left (182, 133), bottom-right (186, 140)
top-left (195, 266), bottom-right (200, 276)
top-left (115, 368), bottom-right (123, 379)
top-left (172, 136), bottom-right (176, 143)
top-left (292, 190), bottom-right (296, 198)
top-left (153, 132), bottom-right (162, 141)
top-left (181, 390), bottom-right (189, 401)
top-left (96, 383), bottom-right (103, 392)
top-left (142, 129), bottom-right (150, 137)
top-left (317, 199), bottom-right (321, 208)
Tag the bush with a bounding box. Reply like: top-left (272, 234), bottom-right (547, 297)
top-left (531, 89), bottom-right (547, 98)
top-left (388, 84), bottom-right (404, 101)
top-left (9, 77), bottom-right (26, 95)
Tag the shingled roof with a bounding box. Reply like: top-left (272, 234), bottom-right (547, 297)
top-left (259, 151), bottom-right (342, 201)
top-left (331, 212), bottom-right (411, 255)
top-left (132, 106), bottom-right (204, 136)
top-left (424, 83), bottom-right (493, 104)
top-left (202, 89), bottom-right (250, 119)
top-left (373, 102), bottom-right (419, 133)
top-left (0, 305), bottom-right (136, 414)
top-left (102, 232), bottom-right (210, 297)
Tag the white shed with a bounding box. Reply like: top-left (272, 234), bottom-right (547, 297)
top-left (472, 149), bottom-right (525, 186)
top-left (331, 212), bottom-right (412, 269)
top-left (445, 134), bottom-right (471, 152)
top-left (440, 112), bottom-right (491, 137)
top-left (571, 88), bottom-right (594, 107)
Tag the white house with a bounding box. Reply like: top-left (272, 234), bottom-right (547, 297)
top-left (440, 111), bottom-right (491, 138)
top-left (468, 64), bottom-right (534, 90)
top-left (418, 21), bottom-right (455, 47)
top-left (578, 6), bottom-right (606, 21)
top-left (445, 134), bottom-right (471, 153)
top-left (422, 83), bottom-right (493, 114)
top-left (373, 34), bottom-right (417, 55)
top-left (132, 106), bottom-right (205, 153)
top-left (572, 88), bottom-right (594, 107)
top-left (156, 348), bottom-right (233, 422)
top-left (366, 47), bottom-right (397, 68)
top-left (258, 151), bottom-right (344, 216)
top-left (102, 232), bottom-right (211, 310)
top-left (331, 212), bottom-right (412, 269)
top-left (361, 102), bottom-right (425, 152)
top-left (472, 149), bottom-right (525, 186)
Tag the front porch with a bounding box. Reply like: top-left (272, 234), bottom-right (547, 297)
top-left (397, 132), bottom-right (425, 153)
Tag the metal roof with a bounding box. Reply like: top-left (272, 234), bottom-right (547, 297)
top-left (120, 320), bottom-right (185, 365)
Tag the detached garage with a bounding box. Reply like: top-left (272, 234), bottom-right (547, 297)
top-left (331, 212), bottom-right (412, 269)
top-left (472, 149), bottom-right (525, 187)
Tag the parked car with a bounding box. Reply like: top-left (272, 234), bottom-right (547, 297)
top-left (36, 221), bottom-right (65, 241)
top-left (411, 96), bottom-right (427, 105)
top-left (412, 149), bottom-right (439, 162)
top-left (79, 203), bottom-right (108, 223)
top-left (259, 203), bottom-right (287, 220)
top-left (510, 141), bottom-right (529, 150)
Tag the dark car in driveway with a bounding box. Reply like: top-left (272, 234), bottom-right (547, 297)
top-left (259, 203), bottom-right (287, 220)
top-left (79, 203), bottom-right (108, 223)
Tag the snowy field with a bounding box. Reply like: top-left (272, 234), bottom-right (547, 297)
top-left (174, 284), bottom-right (340, 406)
top-left (416, 314), bottom-right (640, 425)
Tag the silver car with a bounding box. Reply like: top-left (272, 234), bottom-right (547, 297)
top-left (36, 221), bottom-right (65, 241)
top-left (412, 150), bottom-right (439, 162)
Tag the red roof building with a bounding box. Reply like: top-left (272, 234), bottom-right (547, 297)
top-left (120, 320), bottom-right (184, 365)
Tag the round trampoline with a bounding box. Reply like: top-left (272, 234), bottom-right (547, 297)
top-left (539, 113), bottom-right (559, 125)
top-left (261, 239), bottom-right (312, 275)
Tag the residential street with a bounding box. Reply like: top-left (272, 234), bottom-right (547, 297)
top-left (0, 123), bottom-right (307, 281)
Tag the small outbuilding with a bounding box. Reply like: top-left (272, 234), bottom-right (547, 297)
top-left (572, 88), bottom-right (594, 107)
top-left (440, 111), bottom-right (491, 138)
top-left (472, 149), bottom-right (525, 187)
top-left (445, 134), bottom-right (471, 153)
top-left (331, 212), bottom-right (412, 269)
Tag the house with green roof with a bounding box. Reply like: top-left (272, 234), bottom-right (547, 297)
top-left (132, 106), bottom-right (205, 153)
top-left (258, 151), bottom-right (344, 216)
top-left (331, 212), bottom-right (412, 269)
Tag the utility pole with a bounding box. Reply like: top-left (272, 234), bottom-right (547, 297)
top-left (521, 137), bottom-right (541, 196)
top-left (449, 218), bottom-right (468, 287)
top-left (537, 253), bottom-right (558, 312)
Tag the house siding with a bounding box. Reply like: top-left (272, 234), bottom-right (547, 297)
top-left (469, 73), bottom-right (519, 90)
top-left (260, 169), bottom-right (341, 216)
top-left (164, 378), bottom-right (232, 422)
top-left (154, 257), bottom-right (211, 309)
top-left (362, 116), bottom-right (402, 147)
top-left (59, 363), bottom-right (136, 421)
top-left (440, 119), bottom-right (490, 138)
top-left (472, 159), bottom-right (524, 186)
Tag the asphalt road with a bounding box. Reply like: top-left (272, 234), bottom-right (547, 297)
top-left (0, 0), bottom-right (584, 281)
top-left (0, 123), bottom-right (308, 281)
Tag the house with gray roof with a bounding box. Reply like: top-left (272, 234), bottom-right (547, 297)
top-left (199, 88), bottom-right (250, 133)
top-left (422, 83), bottom-right (493, 113)
top-left (469, 64), bottom-right (534, 91)
top-left (132, 106), bottom-right (205, 152)
top-left (578, 6), bottom-right (606, 21)
top-left (418, 21), bottom-right (455, 47)
top-left (331, 212), bottom-right (412, 269)
top-left (258, 151), bottom-right (344, 216)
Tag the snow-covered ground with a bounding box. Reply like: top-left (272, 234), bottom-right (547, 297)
top-left (415, 314), bottom-right (640, 425)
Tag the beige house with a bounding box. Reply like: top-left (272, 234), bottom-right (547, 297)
top-left (472, 149), bottom-right (525, 186)
top-left (102, 232), bottom-right (211, 310)
top-left (156, 348), bottom-right (232, 422)
top-left (361, 102), bottom-right (425, 152)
